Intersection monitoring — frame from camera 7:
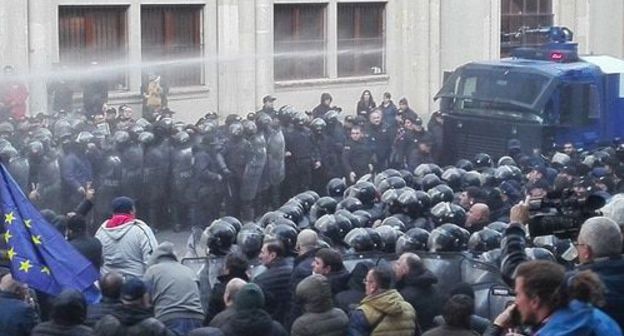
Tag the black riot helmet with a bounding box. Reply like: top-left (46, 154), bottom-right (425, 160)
top-left (154, 117), bottom-right (174, 137)
top-left (279, 203), bottom-right (304, 224)
top-left (220, 216), bottom-right (242, 234)
top-left (323, 110), bottom-right (339, 124)
top-left (397, 189), bottom-right (431, 218)
top-left (428, 223), bottom-right (467, 252)
top-left (334, 210), bottom-right (359, 231)
top-left (381, 216), bottom-right (406, 232)
top-left (258, 211), bottom-right (286, 228)
top-left (398, 170), bottom-right (416, 188)
top-left (26, 140), bottom-right (45, 158)
top-left (310, 118), bottom-right (327, 133)
top-left (377, 176), bottom-right (407, 194)
top-left (414, 164), bottom-right (434, 178)
top-left (294, 192), bottom-right (317, 213)
top-left (375, 226), bottom-right (403, 253)
top-left (352, 210), bottom-right (374, 228)
top-left (336, 197), bottom-right (364, 212)
top-left (237, 225), bottom-right (264, 259)
top-left (138, 131), bottom-right (155, 145)
top-left (112, 130), bottom-right (131, 146)
top-left (310, 197), bottom-right (338, 223)
top-left (430, 202), bottom-right (466, 227)
top-left (228, 122), bottom-right (244, 138)
top-left (487, 221), bottom-right (509, 234)
top-left (441, 167), bottom-right (463, 191)
top-left (395, 227), bottom-right (430, 254)
top-left (461, 171), bottom-right (482, 188)
top-left (269, 224), bottom-right (298, 256)
top-left (203, 220), bottom-right (237, 256)
top-left (421, 173), bottom-right (442, 191)
top-left (293, 112), bottom-right (308, 127)
top-left (481, 167), bottom-right (498, 187)
top-left (495, 165), bottom-right (515, 182)
top-left (428, 184), bottom-right (455, 205)
top-left (347, 181), bottom-right (377, 207)
top-left (473, 153), bottom-right (493, 170)
top-left (381, 188), bottom-right (405, 215)
top-left (456, 159), bottom-right (474, 171)
top-left (315, 214), bottom-right (347, 245)
top-left (172, 130), bottom-right (190, 145)
top-left (468, 227), bottom-right (503, 253)
top-left (327, 178), bottom-right (347, 198)
top-left (344, 228), bottom-right (374, 252)
top-left (242, 119), bottom-right (257, 136)
top-left (75, 131), bottom-right (94, 145)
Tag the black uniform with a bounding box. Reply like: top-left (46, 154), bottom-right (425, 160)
top-left (283, 125), bottom-right (318, 198)
top-left (171, 140), bottom-right (194, 229)
top-left (223, 134), bottom-right (251, 218)
top-left (142, 137), bottom-right (172, 229)
top-left (342, 138), bottom-right (375, 180)
top-left (192, 142), bottom-right (226, 229)
top-left (93, 147), bottom-right (122, 224)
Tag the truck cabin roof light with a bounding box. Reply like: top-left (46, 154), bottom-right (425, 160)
top-left (550, 52), bottom-right (564, 62)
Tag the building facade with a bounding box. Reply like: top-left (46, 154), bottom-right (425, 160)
top-left (0, 0), bottom-right (623, 123)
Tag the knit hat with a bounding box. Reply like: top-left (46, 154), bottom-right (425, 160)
top-left (121, 277), bottom-right (146, 302)
top-left (234, 283), bottom-right (265, 310)
top-left (111, 196), bottom-right (135, 214)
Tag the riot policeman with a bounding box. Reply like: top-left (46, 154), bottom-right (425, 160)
top-left (171, 130), bottom-right (195, 231)
top-left (93, 135), bottom-right (122, 225)
top-left (223, 122), bottom-right (251, 219)
top-left (283, 110), bottom-right (318, 198)
top-left (142, 118), bottom-right (173, 230)
top-left (240, 120), bottom-right (267, 221)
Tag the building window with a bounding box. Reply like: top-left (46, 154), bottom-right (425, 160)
top-left (338, 3), bottom-right (385, 77)
top-left (58, 6), bottom-right (128, 90)
top-left (501, 0), bottom-right (553, 56)
top-left (274, 4), bottom-right (326, 81)
top-left (141, 5), bottom-right (204, 87)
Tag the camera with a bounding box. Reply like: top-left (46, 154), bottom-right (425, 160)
top-left (527, 189), bottom-right (605, 239)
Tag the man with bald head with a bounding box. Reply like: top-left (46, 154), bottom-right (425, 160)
top-left (0, 272), bottom-right (38, 335)
top-left (290, 229), bottom-right (320, 290)
top-left (394, 252), bottom-right (443, 330)
top-left (86, 272), bottom-right (123, 327)
top-left (465, 203), bottom-right (490, 233)
top-left (575, 216), bottom-right (624, 329)
top-left (208, 278), bottom-right (247, 329)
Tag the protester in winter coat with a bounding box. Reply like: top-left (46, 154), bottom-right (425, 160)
top-left (31, 289), bottom-right (94, 336)
top-left (253, 239), bottom-right (293, 326)
top-left (86, 272), bottom-right (123, 327)
top-left (144, 241), bottom-right (205, 335)
top-left (95, 196), bottom-right (158, 278)
top-left (334, 261), bottom-right (374, 313)
top-left (0, 273), bottom-right (38, 336)
top-left (203, 252), bottom-right (249, 325)
top-left (219, 283), bottom-right (288, 336)
top-left (94, 277), bottom-right (174, 336)
top-left (422, 295), bottom-right (479, 336)
top-left (209, 278), bottom-right (247, 329)
top-left (291, 274), bottom-right (348, 336)
top-left (347, 266), bottom-right (419, 336)
top-left (394, 252), bottom-right (443, 331)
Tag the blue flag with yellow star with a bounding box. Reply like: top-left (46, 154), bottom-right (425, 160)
top-left (0, 163), bottom-right (99, 300)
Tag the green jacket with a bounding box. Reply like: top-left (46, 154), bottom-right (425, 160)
top-left (355, 289), bottom-right (418, 336)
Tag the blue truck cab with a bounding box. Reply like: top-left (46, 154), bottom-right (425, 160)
top-left (435, 27), bottom-right (624, 163)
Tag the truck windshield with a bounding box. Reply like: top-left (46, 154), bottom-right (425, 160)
top-left (441, 67), bottom-right (551, 117)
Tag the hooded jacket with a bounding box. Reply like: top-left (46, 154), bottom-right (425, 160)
top-left (397, 269), bottom-right (443, 331)
top-left (348, 289), bottom-right (419, 336)
top-left (291, 274), bottom-right (349, 336)
top-left (576, 256), bottom-right (624, 330)
top-left (335, 261), bottom-right (373, 313)
top-left (536, 300), bottom-right (622, 336)
top-left (94, 304), bottom-right (173, 336)
top-left (144, 242), bottom-right (204, 323)
top-left (95, 218), bottom-right (158, 278)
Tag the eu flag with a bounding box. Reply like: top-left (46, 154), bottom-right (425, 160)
top-left (0, 163), bottom-right (99, 300)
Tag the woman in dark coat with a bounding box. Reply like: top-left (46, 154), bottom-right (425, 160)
top-left (356, 90), bottom-right (376, 117)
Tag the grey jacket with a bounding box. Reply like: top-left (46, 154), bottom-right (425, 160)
top-left (144, 242), bottom-right (205, 322)
top-left (95, 218), bottom-right (158, 279)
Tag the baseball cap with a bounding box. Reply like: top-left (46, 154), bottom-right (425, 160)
top-left (262, 95), bottom-right (277, 103)
top-left (121, 277), bottom-right (146, 302)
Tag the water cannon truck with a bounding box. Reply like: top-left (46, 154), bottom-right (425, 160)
top-left (436, 26), bottom-right (624, 163)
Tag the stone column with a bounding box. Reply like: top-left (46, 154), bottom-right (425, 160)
top-left (255, 0), bottom-right (274, 107)
top-left (217, 0), bottom-right (241, 116)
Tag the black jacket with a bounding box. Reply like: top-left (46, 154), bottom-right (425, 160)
top-left (220, 309), bottom-right (287, 336)
top-left (85, 297), bottom-right (121, 327)
top-left (576, 256), bottom-right (624, 330)
top-left (326, 267), bottom-right (351, 295)
top-left (70, 235), bottom-right (103, 271)
top-left (397, 269), bottom-right (444, 331)
top-left (31, 322), bottom-right (93, 336)
top-left (94, 304), bottom-right (174, 336)
top-left (342, 139), bottom-right (375, 177)
top-left (204, 272), bottom-right (249, 326)
top-left (253, 258), bottom-right (294, 325)
top-left (0, 291), bottom-right (38, 336)
top-left (499, 225), bottom-right (529, 286)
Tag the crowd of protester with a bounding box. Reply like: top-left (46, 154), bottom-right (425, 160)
top-left (1, 70), bottom-right (624, 335)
